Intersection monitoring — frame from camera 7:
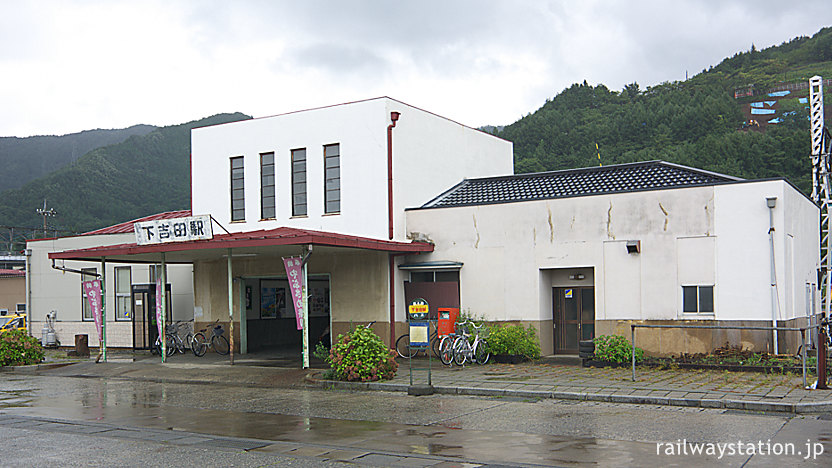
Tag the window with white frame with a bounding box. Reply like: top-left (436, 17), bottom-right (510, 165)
top-left (230, 156), bottom-right (245, 221)
top-left (261, 152), bottom-right (276, 219)
top-left (16, 304), bottom-right (25, 313)
top-left (115, 267), bottom-right (132, 320)
top-left (292, 148), bottom-right (307, 216)
top-left (682, 285), bottom-right (714, 314)
top-left (81, 267), bottom-right (97, 321)
top-left (323, 143), bottom-right (340, 214)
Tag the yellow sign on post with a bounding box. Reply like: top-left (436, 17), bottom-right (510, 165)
top-left (408, 304), bottom-right (428, 319)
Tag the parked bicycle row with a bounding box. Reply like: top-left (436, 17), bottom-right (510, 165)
top-left (151, 319), bottom-right (230, 357)
top-left (395, 320), bottom-right (490, 366)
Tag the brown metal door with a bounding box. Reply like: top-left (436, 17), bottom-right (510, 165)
top-left (553, 287), bottom-right (595, 354)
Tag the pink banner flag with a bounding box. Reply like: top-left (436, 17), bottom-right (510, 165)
top-left (155, 278), bottom-right (163, 338)
top-left (82, 280), bottom-right (103, 342)
top-left (283, 257), bottom-right (304, 330)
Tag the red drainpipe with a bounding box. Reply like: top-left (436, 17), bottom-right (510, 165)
top-left (388, 251), bottom-right (410, 348)
top-left (387, 111), bottom-right (400, 240)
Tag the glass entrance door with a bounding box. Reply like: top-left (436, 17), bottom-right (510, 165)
top-left (553, 287), bottom-right (595, 354)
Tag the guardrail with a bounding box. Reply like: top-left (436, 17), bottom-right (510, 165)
top-left (629, 323), bottom-right (823, 388)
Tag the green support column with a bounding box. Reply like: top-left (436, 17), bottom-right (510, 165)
top-left (100, 258), bottom-right (107, 362)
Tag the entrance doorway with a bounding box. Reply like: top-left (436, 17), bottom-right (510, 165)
top-left (243, 275), bottom-right (330, 352)
top-left (553, 287), bottom-right (595, 354)
top-left (131, 283), bottom-right (172, 350)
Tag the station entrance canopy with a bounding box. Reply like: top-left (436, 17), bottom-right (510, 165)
top-left (48, 226), bottom-right (434, 263)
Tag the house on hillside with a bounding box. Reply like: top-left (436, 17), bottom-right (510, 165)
top-left (44, 97), bottom-right (819, 358)
top-left (27, 211), bottom-right (194, 349)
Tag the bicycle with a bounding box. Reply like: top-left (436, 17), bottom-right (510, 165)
top-left (450, 321), bottom-right (490, 366)
top-left (165, 320), bottom-right (193, 356)
top-left (438, 326), bottom-right (460, 365)
top-left (191, 320), bottom-right (230, 356)
top-left (395, 321), bottom-right (441, 359)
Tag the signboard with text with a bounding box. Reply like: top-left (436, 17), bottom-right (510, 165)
top-left (134, 215), bottom-right (213, 245)
top-left (82, 280), bottom-right (103, 342)
top-left (283, 257), bottom-right (304, 330)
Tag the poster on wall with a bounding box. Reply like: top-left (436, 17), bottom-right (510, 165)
top-left (260, 280), bottom-right (279, 319)
top-left (309, 287), bottom-right (330, 317)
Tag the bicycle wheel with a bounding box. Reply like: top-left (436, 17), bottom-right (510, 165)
top-left (192, 332), bottom-right (208, 357)
top-left (431, 335), bottom-right (441, 359)
top-left (212, 334), bottom-right (230, 355)
top-left (395, 334), bottom-right (414, 359)
top-left (453, 336), bottom-right (468, 366)
top-left (474, 339), bottom-right (490, 365)
top-left (438, 336), bottom-right (454, 365)
top-left (165, 334), bottom-right (176, 356)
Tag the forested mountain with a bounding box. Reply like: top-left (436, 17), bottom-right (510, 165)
top-left (0, 113), bottom-right (250, 234)
top-left (0, 125), bottom-right (156, 192)
top-left (499, 27), bottom-right (832, 196)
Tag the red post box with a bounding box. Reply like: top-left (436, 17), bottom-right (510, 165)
top-left (437, 307), bottom-right (459, 337)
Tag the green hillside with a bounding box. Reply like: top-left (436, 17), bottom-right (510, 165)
top-left (499, 27), bottom-right (832, 195)
top-left (0, 113), bottom-right (250, 236)
top-left (0, 125), bottom-right (156, 192)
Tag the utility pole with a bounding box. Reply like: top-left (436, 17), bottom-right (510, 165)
top-left (35, 200), bottom-right (56, 237)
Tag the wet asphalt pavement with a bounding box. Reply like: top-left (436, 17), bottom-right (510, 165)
top-left (2, 368), bottom-right (832, 467)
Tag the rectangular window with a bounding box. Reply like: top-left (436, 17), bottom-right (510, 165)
top-left (410, 271), bottom-right (460, 283)
top-left (230, 156), bottom-right (245, 221)
top-left (683, 285), bottom-right (714, 314)
top-left (260, 152), bottom-right (276, 219)
top-left (291, 148), bottom-right (307, 216)
top-left (81, 268), bottom-right (97, 321)
top-left (324, 143), bottom-right (340, 214)
top-left (115, 267), bottom-right (132, 321)
top-left (16, 304), bottom-right (26, 313)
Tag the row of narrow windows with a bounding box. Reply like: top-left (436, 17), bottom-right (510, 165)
top-left (230, 144), bottom-right (340, 221)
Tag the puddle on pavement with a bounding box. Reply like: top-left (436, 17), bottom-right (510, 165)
top-left (0, 379), bottom-right (739, 466)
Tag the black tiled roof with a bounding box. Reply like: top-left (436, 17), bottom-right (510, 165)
top-left (420, 161), bottom-right (741, 209)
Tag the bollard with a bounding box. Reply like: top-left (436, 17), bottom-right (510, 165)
top-left (74, 334), bottom-right (90, 357)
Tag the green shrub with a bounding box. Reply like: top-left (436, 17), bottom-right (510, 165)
top-left (594, 334), bottom-right (644, 364)
top-left (0, 329), bottom-right (45, 366)
top-left (328, 325), bottom-right (398, 382)
top-left (487, 324), bottom-right (541, 361)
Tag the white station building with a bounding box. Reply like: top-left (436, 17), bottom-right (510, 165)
top-left (42, 97), bottom-right (820, 357)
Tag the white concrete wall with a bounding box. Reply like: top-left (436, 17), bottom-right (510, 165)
top-left (389, 100), bottom-right (513, 238)
top-left (714, 181), bottom-right (819, 322)
top-left (27, 234), bottom-right (194, 347)
top-left (405, 180), bottom-right (818, 325)
top-left (191, 97), bottom-right (513, 241)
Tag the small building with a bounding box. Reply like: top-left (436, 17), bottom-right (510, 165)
top-left (0, 268), bottom-right (25, 316)
top-left (45, 97), bottom-right (820, 358)
top-left (49, 97), bottom-right (512, 352)
top-left (27, 211), bottom-right (194, 348)
top-left (405, 161), bottom-right (819, 355)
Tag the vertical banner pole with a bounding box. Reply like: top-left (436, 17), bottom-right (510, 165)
top-left (228, 249), bottom-right (235, 365)
top-left (100, 258), bottom-right (107, 363)
top-left (160, 252), bottom-right (167, 362)
top-left (302, 247), bottom-right (310, 369)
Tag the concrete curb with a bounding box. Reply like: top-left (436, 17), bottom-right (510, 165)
top-left (307, 377), bottom-right (830, 414)
top-left (0, 362), bottom-right (76, 373)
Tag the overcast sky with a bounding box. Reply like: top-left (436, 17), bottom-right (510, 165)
top-left (2, 1), bottom-right (830, 137)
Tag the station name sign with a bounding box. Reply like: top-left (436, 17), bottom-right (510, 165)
top-left (134, 214), bottom-right (213, 245)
